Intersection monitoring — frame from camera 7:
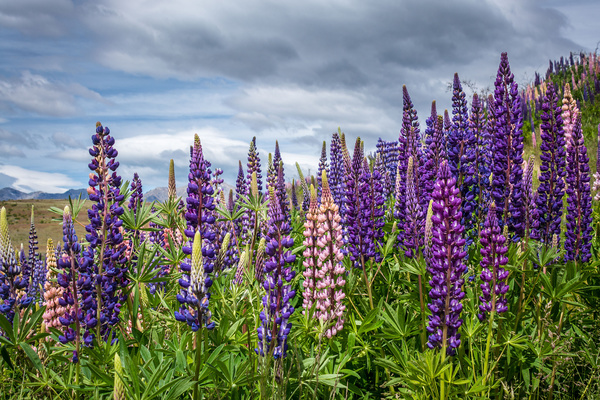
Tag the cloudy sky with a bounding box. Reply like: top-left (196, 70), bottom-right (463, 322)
top-left (0, 0), bottom-right (598, 193)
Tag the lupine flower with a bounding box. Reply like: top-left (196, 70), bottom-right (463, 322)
top-left (246, 137), bottom-right (263, 193)
top-left (276, 161), bottom-right (289, 221)
top-left (295, 163), bottom-right (310, 212)
top-left (57, 206), bottom-right (95, 361)
top-left (233, 250), bottom-right (247, 286)
top-left (329, 130), bottom-right (345, 209)
top-left (266, 153), bottom-right (277, 195)
top-left (114, 353), bottom-right (126, 400)
top-left (478, 203), bottom-right (509, 321)
top-left (27, 206), bottom-right (46, 305)
top-left (176, 135), bottom-right (217, 331)
top-left (291, 181), bottom-right (299, 211)
top-left (0, 207), bottom-right (32, 322)
top-left (375, 138), bottom-right (399, 198)
top-left (561, 84), bottom-right (579, 149)
top-left (423, 200), bottom-right (434, 263)
top-left (43, 238), bottom-right (67, 330)
top-left (317, 141), bottom-right (328, 198)
top-left (426, 161), bottom-right (467, 355)
top-left (565, 116), bottom-right (593, 263)
top-left (522, 156), bottom-right (540, 241)
top-left (257, 187), bottom-right (296, 359)
top-left (314, 171), bottom-right (346, 338)
top-left (593, 124), bottom-right (600, 202)
top-left (302, 186), bottom-right (319, 313)
top-left (86, 122), bottom-right (128, 343)
top-left (254, 238), bottom-right (267, 284)
top-left (168, 159), bottom-right (177, 199)
top-left (447, 73), bottom-right (473, 185)
top-left (422, 102), bottom-right (446, 204)
top-left (403, 157), bottom-right (424, 258)
top-left (533, 82), bottom-right (566, 245)
top-left (469, 93), bottom-right (492, 237)
top-left (491, 53), bottom-right (525, 240)
top-left (175, 231), bottom-right (215, 331)
top-left (128, 173), bottom-right (143, 213)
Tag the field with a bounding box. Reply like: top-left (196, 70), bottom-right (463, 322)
top-left (0, 199), bottom-right (90, 249)
top-left (1, 52), bottom-right (600, 400)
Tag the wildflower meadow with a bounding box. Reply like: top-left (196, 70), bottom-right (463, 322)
top-left (2, 51), bottom-right (600, 399)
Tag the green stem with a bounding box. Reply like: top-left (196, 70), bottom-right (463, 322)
top-left (193, 326), bottom-right (203, 400)
top-left (361, 256), bottom-right (373, 310)
top-left (482, 308), bottom-right (496, 384)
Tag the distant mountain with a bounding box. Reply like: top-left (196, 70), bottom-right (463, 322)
top-left (0, 187), bottom-right (88, 201)
top-left (144, 183), bottom-right (235, 203)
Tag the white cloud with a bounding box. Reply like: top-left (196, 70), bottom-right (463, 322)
top-left (0, 71), bottom-right (107, 117)
top-left (0, 165), bottom-right (83, 193)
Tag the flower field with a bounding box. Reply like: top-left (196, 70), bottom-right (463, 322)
top-left (2, 51), bottom-right (600, 399)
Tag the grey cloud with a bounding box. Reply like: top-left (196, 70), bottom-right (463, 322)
top-left (52, 131), bottom-right (85, 149)
top-left (0, 0), bottom-right (76, 37)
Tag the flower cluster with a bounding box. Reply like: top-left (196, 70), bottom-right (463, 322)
top-left (533, 82), bottom-right (566, 245)
top-left (257, 188), bottom-right (296, 359)
top-left (86, 122), bottom-right (128, 342)
top-left (0, 207), bottom-right (32, 322)
top-left (478, 203), bottom-right (509, 321)
top-left (491, 53), bottom-right (525, 240)
top-left (565, 116), bottom-right (593, 263)
top-left (43, 238), bottom-right (67, 330)
top-left (426, 161), bottom-right (467, 355)
top-left (176, 135), bottom-right (217, 331)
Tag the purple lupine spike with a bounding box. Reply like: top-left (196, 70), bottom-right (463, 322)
top-left (491, 53), bottom-right (525, 240)
top-left (424, 101), bottom-right (437, 154)
top-left (399, 86), bottom-right (425, 212)
top-left (593, 124), bottom-right (600, 202)
top-left (315, 172), bottom-right (346, 337)
top-left (57, 206), bottom-right (95, 361)
top-left (176, 134), bottom-right (217, 331)
top-left (426, 161), bottom-right (467, 356)
top-left (329, 130), bottom-right (345, 209)
top-left (273, 141), bottom-right (282, 174)
top-left (375, 139), bottom-right (398, 199)
top-left (86, 122), bottom-right (128, 343)
top-left (246, 137), bottom-right (263, 193)
top-left (257, 187), bottom-right (296, 359)
top-left (344, 140), bottom-right (368, 266)
top-left (175, 231), bottom-right (215, 331)
top-left (317, 141), bottom-right (328, 199)
top-left (423, 111), bottom-right (446, 205)
top-left (351, 159), bottom-right (385, 268)
top-left (128, 173), bottom-right (143, 213)
top-left (478, 202), bottom-right (509, 321)
top-left (302, 186), bottom-right (319, 314)
top-left (403, 157), bottom-right (424, 258)
top-left (565, 115), bottom-right (593, 263)
top-left (0, 207), bottom-right (32, 322)
top-left (448, 75), bottom-right (477, 241)
top-left (276, 161), bottom-right (289, 220)
top-left (470, 93), bottom-right (492, 235)
top-left (447, 73), bottom-right (471, 182)
top-left (27, 206), bottom-right (45, 304)
top-left (533, 82), bottom-right (566, 245)
top-left (443, 109), bottom-right (452, 144)
top-left (290, 181), bottom-right (299, 211)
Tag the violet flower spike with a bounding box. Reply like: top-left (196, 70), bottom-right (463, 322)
top-left (426, 161), bottom-right (467, 356)
top-left (565, 115), bottom-right (593, 263)
top-left (533, 82), bottom-right (566, 245)
top-left (478, 202), bottom-right (509, 321)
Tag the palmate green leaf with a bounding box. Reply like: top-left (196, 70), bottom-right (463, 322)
top-left (357, 308), bottom-right (383, 335)
top-left (0, 313), bottom-right (15, 344)
top-left (0, 345), bottom-right (14, 370)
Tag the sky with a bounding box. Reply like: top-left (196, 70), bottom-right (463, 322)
top-left (0, 0), bottom-right (598, 193)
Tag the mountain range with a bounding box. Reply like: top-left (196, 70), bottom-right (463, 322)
top-left (0, 183), bottom-right (236, 203)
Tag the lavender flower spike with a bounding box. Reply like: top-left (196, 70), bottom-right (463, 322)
top-left (426, 161), bottom-right (467, 355)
